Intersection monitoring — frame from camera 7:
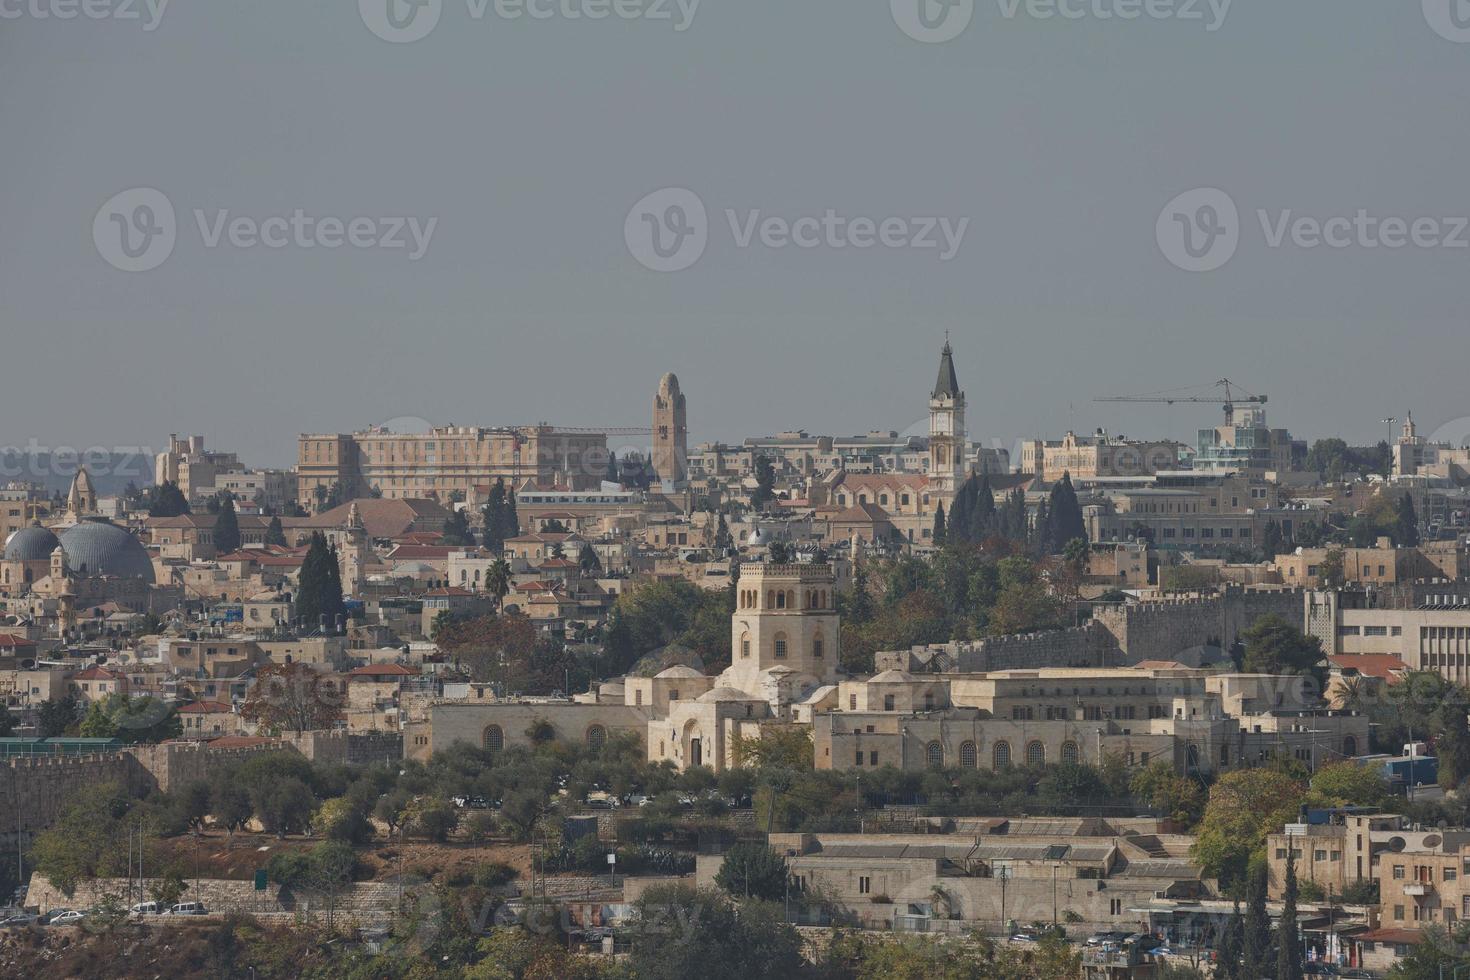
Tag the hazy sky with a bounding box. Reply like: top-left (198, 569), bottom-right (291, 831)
top-left (3, 1), bottom-right (1468, 470)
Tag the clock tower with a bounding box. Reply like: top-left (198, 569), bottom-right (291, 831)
top-left (928, 340), bottom-right (967, 497)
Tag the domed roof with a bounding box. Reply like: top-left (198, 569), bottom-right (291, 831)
top-left (869, 668), bottom-right (918, 684)
top-left (698, 685), bottom-right (758, 703)
top-left (4, 524), bottom-right (60, 562)
top-left (57, 520), bottom-right (155, 583)
top-left (748, 527), bottom-right (768, 546)
top-left (655, 665), bottom-right (704, 680)
top-left (658, 372), bottom-right (680, 395)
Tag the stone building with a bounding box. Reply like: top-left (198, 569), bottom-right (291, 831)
top-left (651, 372), bottom-right (688, 488)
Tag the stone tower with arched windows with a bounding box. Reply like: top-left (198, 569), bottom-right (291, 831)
top-left (725, 562), bottom-right (840, 703)
top-left (928, 340), bottom-right (967, 498)
top-left (651, 372), bottom-right (688, 488)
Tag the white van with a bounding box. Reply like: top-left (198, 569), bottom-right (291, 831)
top-left (129, 901), bottom-right (161, 916)
top-left (163, 902), bottom-right (207, 916)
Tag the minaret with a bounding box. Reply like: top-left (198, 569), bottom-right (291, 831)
top-left (652, 372), bottom-right (688, 488)
top-left (928, 340), bottom-right (967, 497)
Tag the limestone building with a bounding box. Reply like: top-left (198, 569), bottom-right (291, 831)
top-left (651, 372), bottom-right (688, 488)
top-left (927, 340), bottom-right (967, 498)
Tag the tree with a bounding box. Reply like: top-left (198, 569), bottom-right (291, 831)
top-left (239, 661), bottom-right (344, 733)
top-left (1396, 493), bottom-right (1421, 548)
top-left (1216, 899), bottom-right (1243, 980)
top-left (443, 508), bottom-right (475, 547)
top-left (29, 782), bottom-right (137, 895)
top-left (0, 703), bottom-right (14, 738)
top-left (1319, 548), bottom-right (1346, 588)
top-left (578, 542), bottom-right (602, 575)
top-left (255, 777), bottom-right (316, 837)
top-left (481, 479), bottom-right (517, 553)
top-left (751, 455), bottom-right (776, 511)
top-left (214, 495), bottom-right (241, 554)
top-left (265, 514), bottom-right (287, 547)
top-left (1277, 847), bottom-right (1303, 980)
top-left (714, 512), bottom-right (734, 552)
top-left (626, 884), bottom-right (803, 980)
top-left (294, 532), bottom-right (346, 630)
top-left (1309, 762), bottom-right (1387, 808)
top-left (146, 480), bottom-right (190, 517)
top-left (486, 558), bottom-right (511, 612)
top-left (1193, 768), bottom-right (1306, 887)
top-left (1131, 761), bottom-right (1206, 826)
top-left (1241, 615), bottom-right (1323, 679)
top-left (932, 502), bottom-right (947, 545)
top-left (605, 450), bottom-right (620, 486)
top-left (410, 797), bottom-right (459, 842)
top-left (714, 842), bottom-right (790, 902)
top-left (1261, 519), bottom-right (1285, 559)
top-left (1044, 473), bottom-right (1086, 554)
top-left (1243, 864), bottom-right (1273, 979)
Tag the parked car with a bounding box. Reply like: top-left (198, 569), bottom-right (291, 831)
top-left (48, 910), bottom-right (85, 925)
top-left (1008, 933), bottom-right (1038, 944)
top-left (163, 902), bottom-right (208, 916)
top-left (0, 913), bottom-right (39, 928)
top-left (130, 902), bottom-right (163, 916)
top-left (1126, 934), bottom-right (1163, 952)
top-left (1086, 931), bottom-right (1131, 946)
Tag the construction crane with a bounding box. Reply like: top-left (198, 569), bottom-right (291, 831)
top-left (1094, 379), bottom-right (1267, 423)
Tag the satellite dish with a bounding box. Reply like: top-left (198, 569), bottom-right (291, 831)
top-left (1388, 836), bottom-right (1407, 852)
top-left (1424, 834), bottom-right (1443, 849)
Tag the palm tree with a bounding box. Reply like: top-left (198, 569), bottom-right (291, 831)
top-left (486, 559), bottom-right (511, 613)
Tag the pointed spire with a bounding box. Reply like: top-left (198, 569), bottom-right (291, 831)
top-left (932, 339), bottom-right (961, 399)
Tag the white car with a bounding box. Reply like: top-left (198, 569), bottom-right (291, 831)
top-left (130, 902), bottom-right (162, 916)
top-left (49, 910), bottom-right (85, 925)
top-left (163, 902), bottom-right (208, 916)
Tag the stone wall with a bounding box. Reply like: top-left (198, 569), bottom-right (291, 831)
top-left (281, 730), bottom-right (404, 767)
top-left (1093, 587), bottom-right (1309, 664)
top-left (876, 623), bottom-right (1119, 675)
top-left (24, 873), bottom-right (404, 924)
top-left (123, 741), bottom-right (293, 795)
top-left (0, 754), bottom-right (140, 839)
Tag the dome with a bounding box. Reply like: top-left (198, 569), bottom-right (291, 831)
top-left (57, 520), bottom-right (155, 583)
top-left (697, 685), bottom-right (758, 703)
top-left (869, 669), bottom-right (918, 684)
top-left (4, 525), bottom-right (60, 562)
top-left (655, 665), bottom-right (704, 680)
top-left (748, 527), bottom-right (767, 546)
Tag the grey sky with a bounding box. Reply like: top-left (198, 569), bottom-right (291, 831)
top-left (2, 1), bottom-right (1467, 470)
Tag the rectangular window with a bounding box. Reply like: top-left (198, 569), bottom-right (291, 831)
top-left (870, 751), bottom-right (878, 766)
top-left (774, 640), bottom-right (787, 659)
top-left (849, 694), bottom-right (857, 710)
top-left (1393, 865), bottom-right (1405, 879)
top-left (858, 876), bottom-right (871, 895)
top-left (855, 752), bottom-right (863, 766)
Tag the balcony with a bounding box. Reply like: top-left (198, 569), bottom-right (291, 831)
top-left (1403, 882), bottom-right (1431, 897)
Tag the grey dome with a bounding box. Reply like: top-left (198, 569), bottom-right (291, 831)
top-left (4, 525), bottom-right (60, 562)
top-left (57, 520), bottom-right (155, 583)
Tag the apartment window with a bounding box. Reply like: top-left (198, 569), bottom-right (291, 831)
top-left (1364, 626), bottom-right (1388, 637)
top-left (1110, 899), bottom-right (1123, 915)
top-left (1447, 867), bottom-right (1459, 881)
top-left (884, 694), bottom-right (895, 711)
top-left (1394, 905), bottom-right (1405, 921)
top-left (869, 751), bottom-right (878, 766)
top-left (855, 751), bottom-right (863, 766)
top-left (858, 876), bottom-right (871, 895)
top-left (1393, 865), bottom-right (1405, 880)
top-left (1276, 849), bottom-right (1287, 859)
top-left (1314, 850), bottom-right (1327, 862)
top-left (849, 694), bottom-right (858, 710)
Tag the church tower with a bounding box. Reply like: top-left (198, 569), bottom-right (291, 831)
top-left (726, 562), bottom-right (840, 705)
top-left (928, 340), bottom-right (967, 497)
top-left (651, 372), bottom-right (688, 488)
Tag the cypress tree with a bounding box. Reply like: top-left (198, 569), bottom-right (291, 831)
top-left (265, 515), bottom-right (287, 547)
top-left (1216, 897), bottom-right (1243, 980)
top-left (1243, 863), bottom-right (1273, 979)
top-left (1046, 472), bottom-right (1086, 550)
top-left (1277, 849), bottom-right (1303, 980)
top-left (932, 503), bottom-right (947, 546)
top-left (974, 471), bottom-right (996, 539)
top-left (324, 543), bottom-right (346, 628)
top-left (295, 532), bottom-right (330, 628)
top-left (214, 495), bottom-right (241, 554)
top-left (1396, 493), bottom-right (1420, 547)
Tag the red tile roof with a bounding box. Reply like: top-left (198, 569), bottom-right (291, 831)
top-left (1327, 654), bottom-right (1409, 681)
top-left (72, 666), bottom-right (123, 681)
top-left (0, 633), bottom-right (37, 649)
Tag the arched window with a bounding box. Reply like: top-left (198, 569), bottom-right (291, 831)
top-left (483, 724), bottom-right (503, 753)
top-left (960, 741), bottom-right (977, 768)
top-left (1343, 735), bottom-right (1358, 757)
top-left (776, 592), bottom-right (786, 609)
top-left (1061, 741), bottom-right (1080, 766)
top-left (586, 725), bottom-right (607, 750)
top-left (925, 741), bottom-right (944, 768)
top-left (1026, 740), bottom-right (1045, 767)
top-left (993, 741), bottom-right (1012, 770)
top-left (787, 590), bottom-right (796, 608)
top-left (812, 632), bottom-right (824, 659)
top-left (740, 632), bottom-right (751, 659)
top-left (767, 590), bottom-right (775, 608)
